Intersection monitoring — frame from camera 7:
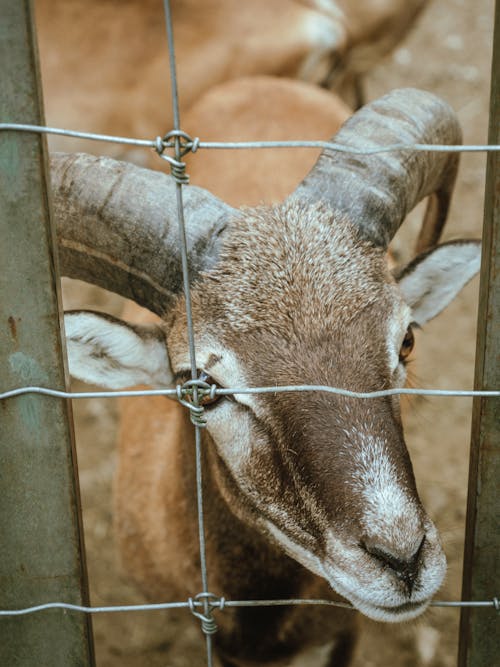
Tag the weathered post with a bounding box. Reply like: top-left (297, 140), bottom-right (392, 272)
top-left (0, 1), bottom-right (94, 664)
top-left (458, 0), bottom-right (500, 665)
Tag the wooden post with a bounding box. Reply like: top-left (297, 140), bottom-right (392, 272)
top-left (458, 0), bottom-right (500, 664)
top-left (0, 1), bottom-right (94, 664)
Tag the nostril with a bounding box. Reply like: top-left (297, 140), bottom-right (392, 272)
top-left (362, 535), bottom-right (426, 593)
top-left (365, 536), bottom-right (425, 571)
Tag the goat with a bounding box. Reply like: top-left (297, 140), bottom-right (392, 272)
top-left (54, 89), bottom-right (480, 666)
top-left (328, 0), bottom-right (429, 107)
top-left (36, 0), bottom-right (428, 163)
top-left (182, 76), bottom-right (351, 207)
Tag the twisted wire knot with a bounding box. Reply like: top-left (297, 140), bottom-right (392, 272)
top-left (155, 152), bottom-right (189, 184)
top-left (188, 593), bottom-right (225, 636)
top-left (493, 597), bottom-right (500, 613)
top-left (189, 403), bottom-right (207, 428)
top-left (153, 130), bottom-right (200, 184)
top-left (175, 377), bottom-right (217, 428)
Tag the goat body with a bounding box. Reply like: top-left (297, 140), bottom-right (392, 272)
top-left (57, 88), bottom-right (480, 666)
top-left (36, 0), bottom-right (428, 162)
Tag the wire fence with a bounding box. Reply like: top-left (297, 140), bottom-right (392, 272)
top-left (1, 597), bottom-right (498, 618)
top-left (1, 0), bottom-right (499, 664)
top-left (1, 121), bottom-right (499, 157)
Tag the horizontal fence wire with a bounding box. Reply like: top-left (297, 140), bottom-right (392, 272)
top-left (0, 385), bottom-right (499, 402)
top-left (1, 123), bottom-right (500, 155)
top-left (1, 597), bottom-right (498, 617)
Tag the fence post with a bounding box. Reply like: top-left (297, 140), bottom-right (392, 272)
top-left (458, 0), bottom-right (500, 665)
top-left (0, 1), bottom-right (94, 665)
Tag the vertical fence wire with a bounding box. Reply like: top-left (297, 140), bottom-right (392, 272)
top-left (162, 2), bottom-right (214, 664)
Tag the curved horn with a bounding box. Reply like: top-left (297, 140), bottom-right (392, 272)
top-left (290, 88), bottom-right (462, 250)
top-left (51, 153), bottom-right (236, 316)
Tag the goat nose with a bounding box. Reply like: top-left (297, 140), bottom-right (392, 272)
top-left (363, 536), bottom-right (426, 594)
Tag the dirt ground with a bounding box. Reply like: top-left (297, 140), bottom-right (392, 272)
top-left (51, 0), bottom-right (495, 665)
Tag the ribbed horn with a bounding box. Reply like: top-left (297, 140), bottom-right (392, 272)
top-left (51, 153), bottom-right (236, 316)
top-left (290, 88), bottom-right (462, 250)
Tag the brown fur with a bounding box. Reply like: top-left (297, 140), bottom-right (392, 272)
top-left (184, 77), bottom-right (350, 205)
top-left (113, 79), bottom-right (428, 665)
top-left (115, 205), bottom-right (425, 666)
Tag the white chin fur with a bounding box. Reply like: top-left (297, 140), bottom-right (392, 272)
top-left (319, 525), bottom-right (446, 624)
top-left (320, 547), bottom-right (445, 624)
top-left (344, 590), bottom-right (431, 623)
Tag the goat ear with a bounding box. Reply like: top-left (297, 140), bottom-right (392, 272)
top-left (64, 311), bottom-right (173, 389)
top-left (395, 240), bottom-right (481, 326)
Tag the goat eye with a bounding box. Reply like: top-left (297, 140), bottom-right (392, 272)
top-left (399, 326), bottom-right (415, 362)
top-left (198, 371), bottom-right (223, 407)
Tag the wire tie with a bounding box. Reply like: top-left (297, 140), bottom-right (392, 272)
top-left (175, 378), bottom-right (215, 428)
top-left (153, 130), bottom-right (199, 184)
top-left (190, 136), bottom-right (200, 153)
top-left (158, 129), bottom-right (199, 157)
top-left (188, 593), bottom-right (223, 636)
top-left (183, 378), bottom-right (211, 392)
top-left (493, 597), bottom-right (500, 613)
top-left (157, 153), bottom-right (189, 184)
top-left (190, 404), bottom-right (207, 428)
top-left (154, 135), bottom-right (165, 155)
